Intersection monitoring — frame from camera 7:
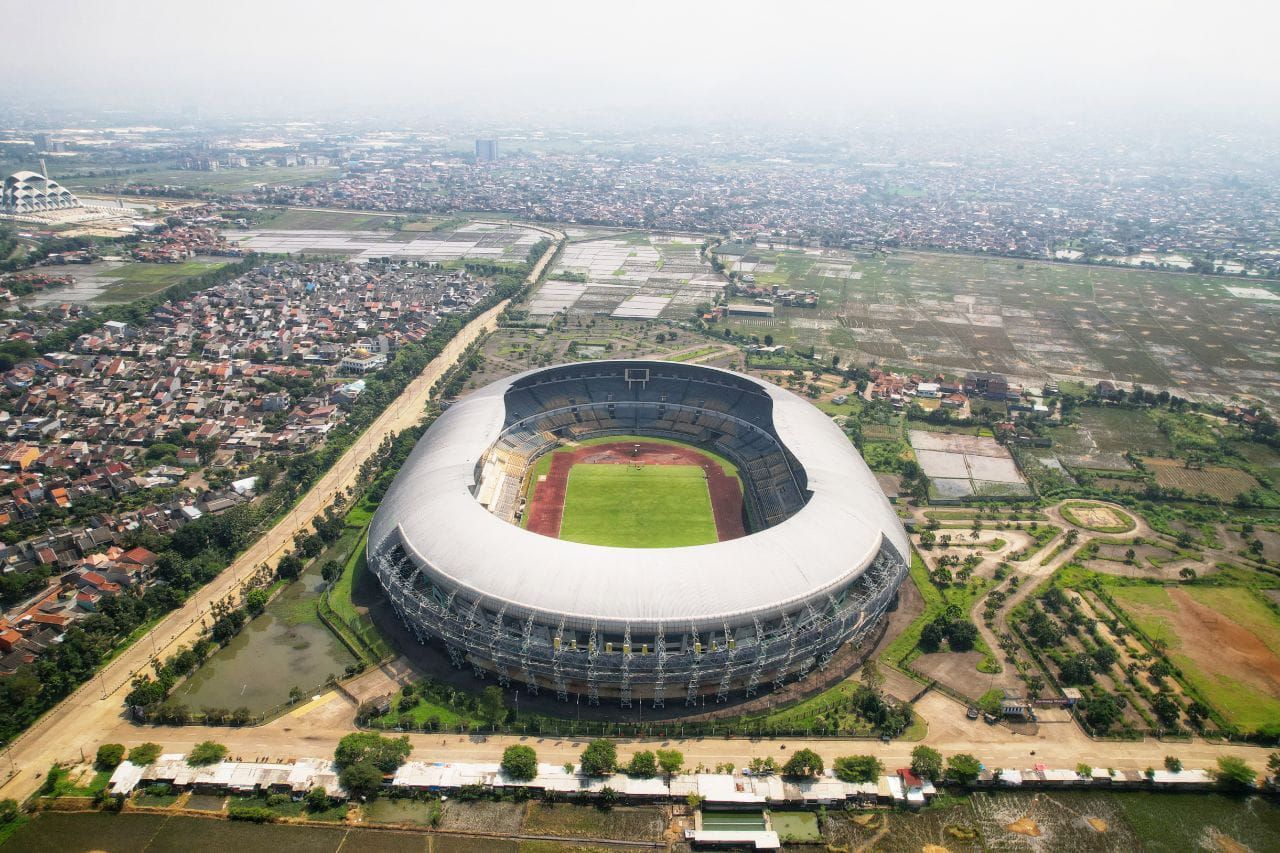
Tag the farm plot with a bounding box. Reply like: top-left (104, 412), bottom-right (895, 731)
top-left (529, 233), bottom-right (723, 319)
top-left (715, 247), bottom-right (1280, 409)
top-left (227, 220), bottom-right (542, 263)
top-left (1109, 585), bottom-right (1280, 732)
top-left (522, 803), bottom-right (666, 840)
top-left (909, 430), bottom-right (1030, 498)
top-left (1141, 458), bottom-right (1259, 500)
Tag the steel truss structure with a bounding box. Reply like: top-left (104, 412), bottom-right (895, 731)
top-left (370, 531), bottom-right (907, 704)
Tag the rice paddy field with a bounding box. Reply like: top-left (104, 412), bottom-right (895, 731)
top-left (712, 246), bottom-right (1280, 407)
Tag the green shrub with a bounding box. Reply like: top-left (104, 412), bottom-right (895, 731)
top-left (95, 743), bottom-right (126, 770)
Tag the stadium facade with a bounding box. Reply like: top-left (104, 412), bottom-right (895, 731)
top-left (369, 360), bottom-right (910, 707)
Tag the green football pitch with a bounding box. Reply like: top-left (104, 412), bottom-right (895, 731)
top-left (558, 464), bottom-right (718, 548)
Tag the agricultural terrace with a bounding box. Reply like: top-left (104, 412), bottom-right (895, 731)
top-left (711, 246), bottom-right (1280, 407)
top-left (523, 438), bottom-right (745, 548)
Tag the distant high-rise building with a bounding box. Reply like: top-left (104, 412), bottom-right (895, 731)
top-left (33, 133), bottom-right (52, 153)
top-left (475, 138), bottom-right (498, 163)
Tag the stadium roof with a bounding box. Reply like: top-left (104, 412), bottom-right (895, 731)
top-left (372, 361), bottom-right (910, 627)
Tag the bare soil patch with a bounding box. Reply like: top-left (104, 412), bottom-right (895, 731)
top-left (913, 651), bottom-right (1018, 698)
top-left (1006, 817), bottom-right (1042, 836)
top-left (1165, 588), bottom-right (1280, 694)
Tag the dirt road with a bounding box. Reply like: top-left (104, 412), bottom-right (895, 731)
top-left (0, 230), bottom-right (562, 803)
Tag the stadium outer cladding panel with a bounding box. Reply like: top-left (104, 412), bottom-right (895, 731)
top-left (369, 360), bottom-right (910, 707)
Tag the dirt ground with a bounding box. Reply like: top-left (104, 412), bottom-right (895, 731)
top-left (1065, 505), bottom-right (1130, 530)
top-left (1123, 588), bottom-right (1280, 700)
top-left (913, 651), bottom-right (1019, 699)
top-left (1167, 588), bottom-right (1280, 693)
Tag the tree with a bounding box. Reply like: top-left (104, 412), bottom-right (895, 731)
top-left (95, 743), bottom-right (126, 770)
top-left (1059, 653), bottom-right (1096, 686)
top-left (1214, 756), bottom-right (1256, 789)
top-left (245, 588), bottom-right (269, 615)
top-left (1151, 693), bottom-right (1182, 726)
top-left (833, 755), bottom-right (883, 783)
top-left (860, 659), bottom-right (884, 693)
top-left (276, 554), bottom-right (304, 580)
top-left (656, 749), bottom-right (684, 779)
top-left (1268, 752), bottom-right (1280, 777)
top-left (501, 745), bottom-right (538, 781)
top-left (1091, 643), bottom-right (1119, 672)
top-left (340, 761), bottom-right (384, 799)
top-left (334, 732), bottom-right (412, 773)
top-left (305, 786), bottom-right (331, 811)
top-left (782, 748), bottom-right (824, 778)
top-left (946, 620), bottom-right (979, 652)
top-left (946, 754), bottom-right (982, 784)
top-left (627, 750), bottom-right (658, 778)
top-left (910, 745), bottom-right (943, 781)
top-left (580, 739), bottom-right (617, 776)
top-left (0, 799), bottom-right (18, 826)
top-left (978, 689), bottom-right (1003, 716)
top-left (1083, 692), bottom-right (1124, 731)
top-left (478, 686), bottom-right (507, 726)
top-left (1164, 755), bottom-right (1182, 773)
top-left (128, 743), bottom-right (162, 766)
top-left (920, 620), bottom-right (945, 652)
top-left (187, 741), bottom-right (228, 766)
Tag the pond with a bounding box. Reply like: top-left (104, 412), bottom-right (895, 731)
top-left (770, 809), bottom-right (821, 842)
top-left (172, 558), bottom-right (356, 715)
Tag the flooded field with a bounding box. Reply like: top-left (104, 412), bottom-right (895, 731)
top-left (7, 791), bottom-right (1279, 851)
top-left (172, 559), bottom-right (355, 714)
top-left (823, 791), bottom-right (1280, 851)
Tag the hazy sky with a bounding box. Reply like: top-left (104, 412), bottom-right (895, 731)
top-left (5, 0), bottom-right (1278, 125)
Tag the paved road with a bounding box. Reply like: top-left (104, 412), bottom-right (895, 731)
top-left (0, 230), bottom-right (562, 802)
top-left (68, 685), bottom-right (1275, 779)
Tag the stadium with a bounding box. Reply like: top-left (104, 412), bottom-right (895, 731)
top-left (368, 360), bottom-right (910, 707)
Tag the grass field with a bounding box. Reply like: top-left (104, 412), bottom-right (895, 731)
top-left (63, 165), bottom-right (341, 193)
top-left (1110, 585), bottom-right (1280, 731)
top-left (254, 208), bottom-right (401, 230)
top-left (559, 464), bottom-right (717, 547)
top-left (93, 259), bottom-right (229, 301)
top-left (575, 433), bottom-right (740, 479)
